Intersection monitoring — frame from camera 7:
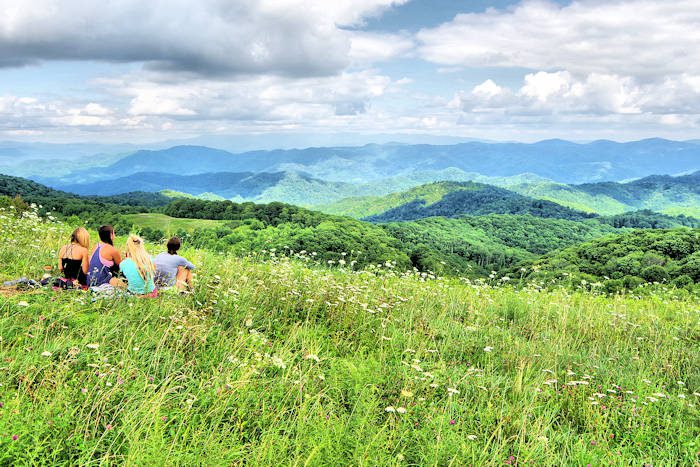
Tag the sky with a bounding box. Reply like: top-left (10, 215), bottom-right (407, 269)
top-left (1, 0), bottom-right (699, 145)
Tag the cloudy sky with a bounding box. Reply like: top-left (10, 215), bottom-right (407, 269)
top-left (1, 0), bottom-right (699, 144)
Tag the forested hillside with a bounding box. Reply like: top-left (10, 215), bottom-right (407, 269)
top-left (364, 182), bottom-right (595, 222)
top-left (525, 229), bottom-right (700, 291)
top-left (510, 171), bottom-right (700, 217)
top-left (380, 215), bottom-right (620, 275)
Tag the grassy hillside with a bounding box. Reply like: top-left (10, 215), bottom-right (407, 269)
top-left (123, 213), bottom-right (226, 234)
top-left (1, 210), bottom-right (698, 464)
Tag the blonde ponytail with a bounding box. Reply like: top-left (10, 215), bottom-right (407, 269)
top-left (125, 235), bottom-right (155, 281)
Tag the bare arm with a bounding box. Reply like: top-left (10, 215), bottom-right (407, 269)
top-left (111, 247), bottom-right (122, 266)
top-left (58, 245), bottom-right (65, 272)
top-left (81, 247), bottom-right (89, 274)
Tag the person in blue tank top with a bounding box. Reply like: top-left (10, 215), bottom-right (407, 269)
top-left (120, 235), bottom-right (157, 297)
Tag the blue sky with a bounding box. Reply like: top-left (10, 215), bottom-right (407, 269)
top-left (0, 0), bottom-right (698, 145)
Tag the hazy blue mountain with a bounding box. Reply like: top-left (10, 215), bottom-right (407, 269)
top-left (0, 141), bottom-right (134, 178)
top-left (37, 138), bottom-right (700, 186)
top-left (56, 171), bottom-right (266, 197)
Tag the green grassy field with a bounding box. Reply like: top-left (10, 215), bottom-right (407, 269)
top-left (0, 209), bottom-right (698, 464)
top-left (124, 213), bottom-right (225, 234)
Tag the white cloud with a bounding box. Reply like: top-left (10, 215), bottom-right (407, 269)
top-left (0, 0), bottom-right (408, 75)
top-left (417, 0), bottom-right (700, 79)
top-left (349, 32), bottom-right (414, 65)
top-left (452, 71), bottom-right (700, 117)
top-left (101, 69), bottom-right (393, 121)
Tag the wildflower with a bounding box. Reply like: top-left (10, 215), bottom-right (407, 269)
top-left (447, 387), bottom-right (460, 395)
top-left (400, 389), bottom-right (413, 398)
top-left (467, 434), bottom-right (477, 440)
top-left (106, 424), bottom-right (113, 430)
top-left (17, 301), bottom-right (29, 307)
top-left (12, 435), bottom-right (18, 441)
top-left (271, 355), bottom-right (286, 369)
top-left (396, 407), bottom-right (407, 414)
top-left (385, 406), bottom-right (396, 413)
top-left (86, 343), bottom-right (100, 350)
top-left (162, 416), bottom-right (168, 422)
top-left (41, 351), bottom-right (52, 357)
top-left (483, 346), bottom-right (493, 352)
top-left (304, 354), bottom-right (320, 363)
top-left (449, 419), bottom-right (456, 425)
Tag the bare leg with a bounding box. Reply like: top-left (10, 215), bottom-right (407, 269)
top-left (175, 267), bottom-right (193, 290)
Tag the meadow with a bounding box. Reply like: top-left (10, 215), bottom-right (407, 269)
top-left (0, 209), bottom-right (698, 465)
top-left (122, 213), bottom-right (225, 235)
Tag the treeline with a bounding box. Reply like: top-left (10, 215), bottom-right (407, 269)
top-left (599, 209), bottom-right (700, 228)
top-left (163, 198), bottom-right (328, 228)
top-left (0, 174), bottom-right (169, 231)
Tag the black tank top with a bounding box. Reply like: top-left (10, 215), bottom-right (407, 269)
top-left (62, 245), bottom-right (87, 286)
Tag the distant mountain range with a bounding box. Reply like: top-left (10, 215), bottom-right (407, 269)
top-left (29, 138), bottom-right (700, 187)
top-left (43, 166), bottom-right (546, 206)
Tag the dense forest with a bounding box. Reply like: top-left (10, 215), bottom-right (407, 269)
top-left (524, 229), bottom-right (700, 292)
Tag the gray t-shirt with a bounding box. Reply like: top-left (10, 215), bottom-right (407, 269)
top-left (153, 252), bottom-right (195, 287)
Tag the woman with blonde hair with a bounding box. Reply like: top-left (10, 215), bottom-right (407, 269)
top-left (120, 234), bottom-right (157, 297)
top-left (57, 227), bottom-right (90, 288)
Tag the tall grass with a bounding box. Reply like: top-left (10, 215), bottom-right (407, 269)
top-left (0, 207), bottom-right (698, 465)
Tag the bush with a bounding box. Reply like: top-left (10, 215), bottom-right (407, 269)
top-left (622, 275), bottom-right (644, 290)
top-left (640, 265), bottom-right (669, 283)
top-left (672, 275), bottom-right (694, 288)
top-left (603, 279), bottom-right (625, 294)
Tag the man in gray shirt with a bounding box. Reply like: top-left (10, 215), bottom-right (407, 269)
top-left (153, 237), bottom-right (195, 290)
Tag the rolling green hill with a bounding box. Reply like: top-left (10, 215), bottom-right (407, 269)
top-left (508, 171), bottom-right (700, 217)
top-left (361, 182), bottom-right (595, 222)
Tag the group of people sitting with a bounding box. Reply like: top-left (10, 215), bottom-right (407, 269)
top-left (57, 225), bottom-right (195, 297)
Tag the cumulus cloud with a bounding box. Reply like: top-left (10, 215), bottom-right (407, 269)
top-left (94, 69), bottom-right (392, 122)
top-left (417, 0), bottom-right (700, 79)
top-left (0, 0), bottom-right (408, 76)
top-left (451, 71), bottom-right (700, 120)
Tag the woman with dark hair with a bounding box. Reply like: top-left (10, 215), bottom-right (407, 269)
top-left (56, 227), bottom-right (90, 288)
top-left (153, 236), bottom-right (195, 290)
top-left (86, 225), bottom-right (123, 287)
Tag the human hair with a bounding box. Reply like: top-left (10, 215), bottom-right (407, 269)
top-left (125, 235), bottom-right (155, 281)
top-left (167, 236), bottom-right (181, 255)
top-left (70, 227), bottom-right (90, 249)
top-left (98, 225), bottom-right (114, 245)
